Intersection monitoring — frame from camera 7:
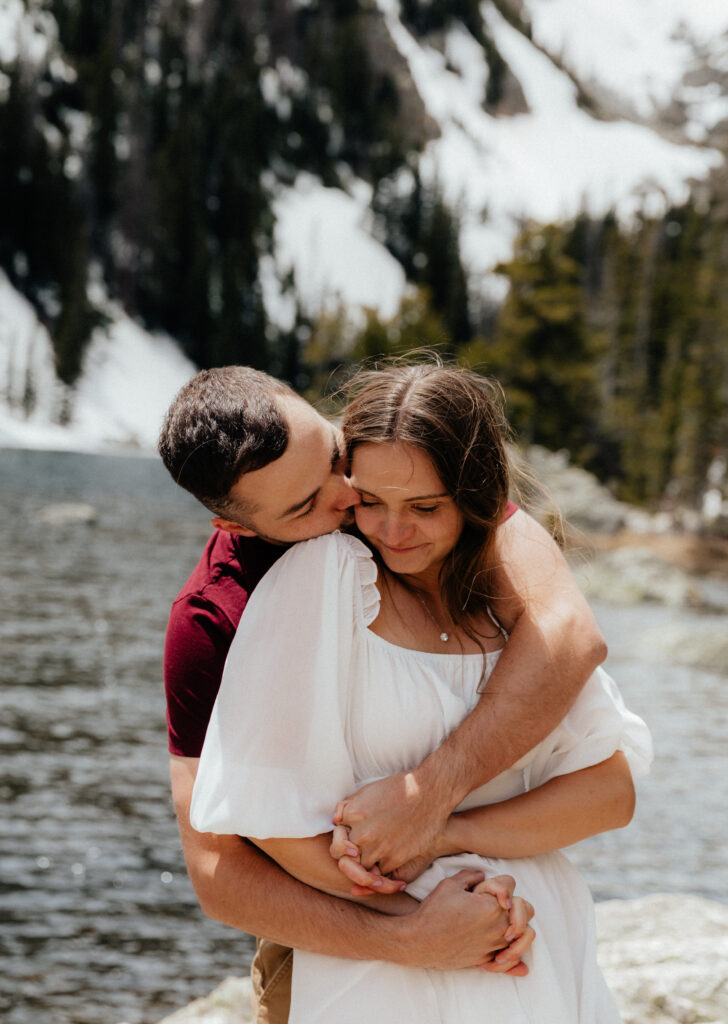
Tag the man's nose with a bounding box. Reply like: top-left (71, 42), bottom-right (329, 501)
top-left (334, 475), bottom-right (360, 510)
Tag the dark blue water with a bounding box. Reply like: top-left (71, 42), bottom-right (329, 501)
top-left (0, 449), bottom-right (255, 1024)
top-left (0, 448), bottom-right (725, 1024)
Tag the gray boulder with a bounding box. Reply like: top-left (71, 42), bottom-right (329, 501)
top-left (579, 547), bottom-right (707, 608)
top-left (34, 502), bottom-right (98, 525)
top-left (597, 893), bottom-right (728, 1024)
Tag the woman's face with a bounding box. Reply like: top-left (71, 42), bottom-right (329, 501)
top-left (350, 441), bottom-right (463, 584)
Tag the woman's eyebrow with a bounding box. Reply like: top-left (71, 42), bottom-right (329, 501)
top-left (355, 485), bottom-right (448, 502)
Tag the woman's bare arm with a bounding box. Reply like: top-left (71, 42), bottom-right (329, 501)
top-left (434, 751), bottom-right (634, 863)
top-left (335, 753), bottom-right (634, 888)
top-left (252, 832), bottom-right (415, 915)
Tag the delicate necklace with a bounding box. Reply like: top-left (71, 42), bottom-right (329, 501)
top-left (416, 592), bottom-right (450, 643)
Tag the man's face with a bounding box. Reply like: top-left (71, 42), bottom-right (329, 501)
top-left (214, 396), bottom-right (359, 544)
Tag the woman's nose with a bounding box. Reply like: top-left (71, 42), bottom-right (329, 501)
top-left (380, 513), bottom-right (414, 545)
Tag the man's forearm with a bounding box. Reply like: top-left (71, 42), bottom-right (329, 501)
top-left (416, 602), bottom-right (607, 812)
top-left (172, 755), bottom-right (515, 970)
top-left (190, 833), bottom-right (417, 952)
top-left (338, 512), bottom-right (608, 872)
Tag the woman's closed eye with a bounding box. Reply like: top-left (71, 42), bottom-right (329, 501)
top-left (358, 497), bottom-right (440, 514)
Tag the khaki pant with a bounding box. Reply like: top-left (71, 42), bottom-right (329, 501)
top-left (250, 939), bottom-right (293, 1024)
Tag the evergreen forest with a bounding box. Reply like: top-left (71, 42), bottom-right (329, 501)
top-left (1, 0), bottom-right (726, 511)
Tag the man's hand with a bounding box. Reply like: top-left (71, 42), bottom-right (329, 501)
top-left (400, 870), bottom-right (535, 971)
top-left (472, 878), bottom-right (535, 977)
top-left (330, 825), bottom-right (536, 975)
top-left (333, 767), bottom-right (449, 874)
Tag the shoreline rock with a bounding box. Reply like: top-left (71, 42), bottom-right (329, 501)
top-left (149, 894), bottom-right (728, 1024)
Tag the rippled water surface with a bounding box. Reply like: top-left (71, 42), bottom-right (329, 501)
top-left (1, 449), bottom-right (726, 1024)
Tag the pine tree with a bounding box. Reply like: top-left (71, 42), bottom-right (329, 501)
top-left (487, 224), bottom-right (600, 464)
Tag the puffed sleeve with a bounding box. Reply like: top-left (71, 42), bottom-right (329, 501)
top-left (190, 532), bottom-right (371, 839)
top-left (525, 667), bottom-right (653, 790)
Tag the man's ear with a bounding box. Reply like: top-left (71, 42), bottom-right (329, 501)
top-left (210, 517), bottom-right (257, 538)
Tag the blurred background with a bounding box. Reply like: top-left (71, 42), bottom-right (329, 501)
top-left (1, 1), bottom-right (727, 1022)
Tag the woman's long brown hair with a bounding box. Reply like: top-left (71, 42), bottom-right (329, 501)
top-left (342, 361), bottom-right (512, 639)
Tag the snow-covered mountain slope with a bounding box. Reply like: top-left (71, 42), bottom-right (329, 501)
top-left (1, 0), bottom-right (727, 450)
top-left (275, 0), bottom-right (726, 317)
top-left (525, 0), bottom-right (728, 130)
top-left (0, 273), bottom-right (195, 451)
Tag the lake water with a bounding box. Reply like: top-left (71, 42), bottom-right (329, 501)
top-left (1, 449), bottom-right (726, 1024)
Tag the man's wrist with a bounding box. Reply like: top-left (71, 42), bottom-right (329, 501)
top-left (412, 751), bottom-right (462, 819)
top-left (382, 906), bottom-right (432, 968)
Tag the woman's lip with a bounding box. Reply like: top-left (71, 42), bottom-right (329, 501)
top-left (381, 543), bottom-right (422, 553)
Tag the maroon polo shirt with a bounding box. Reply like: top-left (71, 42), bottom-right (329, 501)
top-left (164, 503), bottom-right (520, 758)
top-left (164, 531), bottom-right (281, 757)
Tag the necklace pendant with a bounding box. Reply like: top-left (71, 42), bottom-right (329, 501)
top-left (440, 632), bottom-right (450, 642)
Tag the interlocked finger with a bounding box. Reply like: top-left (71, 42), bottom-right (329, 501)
top-left (336, 855), bottom-right (407, 895)
top-left (330, 824), bottom-right (360, 861)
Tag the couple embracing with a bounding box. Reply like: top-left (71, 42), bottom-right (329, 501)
top-left (159, 361), bottom-right (651, 1024)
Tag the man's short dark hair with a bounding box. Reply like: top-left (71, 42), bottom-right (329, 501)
top-left (158, 366), bottom-right (296, 518)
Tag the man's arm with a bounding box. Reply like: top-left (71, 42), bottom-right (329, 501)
top-left (171, 755), bottom-right (532, 971)
top-left (336, 510), bottom-right (608, 873)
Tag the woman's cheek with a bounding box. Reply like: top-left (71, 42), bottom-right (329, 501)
top-left (354, 506), bottom-right (377, 538)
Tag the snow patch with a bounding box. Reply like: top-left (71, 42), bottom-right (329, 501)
top-left (72, 314), bottom-right (198, 450)
top-left (268, 174), bottom-right (408, 324)
top-left (0, 272), bottom-right (70, 446)
top-left (0, 0), bottom-right (59, 68)
top-left (524, 0), bottom-right (728, 120)
top-left (0, 273), bottom-right (196, 453)
top-left (377, 2), bottom-right (723, 285)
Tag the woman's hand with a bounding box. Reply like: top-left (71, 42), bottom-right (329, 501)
top-left (329, 825), bottom-right (407, 896)
top-left (330, 816), bottom-right (447, 895)
top-left (332, 769), bottom-right (452, 874)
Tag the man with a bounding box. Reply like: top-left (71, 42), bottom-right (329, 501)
top-left (159, 365), bottom-right (607, 1024)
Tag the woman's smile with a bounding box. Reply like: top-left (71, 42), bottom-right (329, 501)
top-left (350, 441), bottom-right (463, 585)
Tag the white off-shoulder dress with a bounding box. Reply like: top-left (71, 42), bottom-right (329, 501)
top-left (191, 532), bottom-right (652, 1024)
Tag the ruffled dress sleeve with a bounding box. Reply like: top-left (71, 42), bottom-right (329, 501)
top-left (189, 532), bottom-right (377, 839)
top-left (525, 666), bottom-right (653, 790)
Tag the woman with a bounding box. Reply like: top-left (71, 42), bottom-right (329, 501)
top-left (191, 363), bottom-right (652, 1023)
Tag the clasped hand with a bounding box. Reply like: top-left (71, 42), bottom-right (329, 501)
top-left (329, 774), bottom-right (536, 975)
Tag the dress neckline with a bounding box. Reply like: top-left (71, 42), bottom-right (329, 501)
top-left (364, 625), bottom-right (505, 662)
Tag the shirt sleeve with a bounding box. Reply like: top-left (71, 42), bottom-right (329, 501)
top-left (190, 533), bottom-right (366, 840)
top-left (164, 594), bottom-right (236, 758)
top-left (525, 667), bottom-right (653, 790)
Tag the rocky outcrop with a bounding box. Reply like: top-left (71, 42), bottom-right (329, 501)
top-left (597, 894), bottom-right (728, 1024)
top-left (521, 446), bottom-right (639, 535)
top-left (578, 546), bottom-right (707, 609)
top-left (520, 445), bottom-right (728, 611)
top-left (155, 976), bottom-right (254, 1024)
top-left (634, 618), bottom-right (728, 675)
top-left (34, 503), bottom-right (98, 526)
top-left (151, 895), bottom-right (728, 1024)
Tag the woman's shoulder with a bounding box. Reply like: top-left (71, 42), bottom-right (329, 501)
top-left (250, 532), bottom-right (380, 629)
top-left (277, 530), bottom-right (373, 566)
top-left (265, 531), bottom-right (377, 595)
